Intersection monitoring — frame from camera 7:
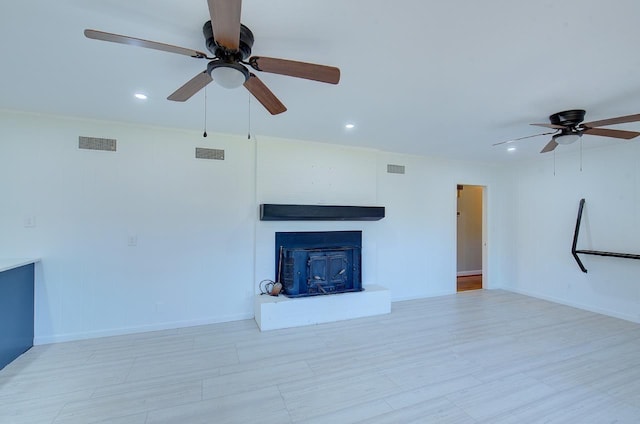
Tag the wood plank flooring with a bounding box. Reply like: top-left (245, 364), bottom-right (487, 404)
top-left (457, 275), bottom-right (482, 292)
top-left (2, 290), bottom-right (640, 423)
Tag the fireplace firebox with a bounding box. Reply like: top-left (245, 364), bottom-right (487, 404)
top-left (275, 231), bottom-right (362, 298)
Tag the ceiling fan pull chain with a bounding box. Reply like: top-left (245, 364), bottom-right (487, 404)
top-left (553, 150), bottom-right (556, 176)
top-left (248, 94), bottom-right (251, 140)
top-left (203, 86), bottom-right (208, 138)
top-left (580, 138), bottom-right (583, 172)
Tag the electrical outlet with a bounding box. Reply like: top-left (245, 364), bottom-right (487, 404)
top-left (127, 235), bottom-right (137, 246)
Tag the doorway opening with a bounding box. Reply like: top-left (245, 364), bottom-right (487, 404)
top-left (456, 184), bottom-right (485, 292)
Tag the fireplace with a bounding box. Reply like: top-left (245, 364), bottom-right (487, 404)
top-left (275, 231), bottom-right (362, 298)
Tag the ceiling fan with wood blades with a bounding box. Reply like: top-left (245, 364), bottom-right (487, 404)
top-left (494, 109), bottom-right (640, 153)
top-left (84, 0), bottom-right (340, 115)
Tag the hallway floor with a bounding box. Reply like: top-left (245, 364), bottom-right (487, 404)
top-left (457, 274), bottom-right (482, 292)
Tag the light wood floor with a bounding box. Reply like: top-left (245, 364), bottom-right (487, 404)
top-left (457, 275), bottom-right (482, 292)
top-left (2, 290), bottom-right (640, 423)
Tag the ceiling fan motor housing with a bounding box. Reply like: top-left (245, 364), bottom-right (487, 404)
top-left (549, 109), bottom-right (586, 127)
top-left (203, 21), bottom-right (254, 61)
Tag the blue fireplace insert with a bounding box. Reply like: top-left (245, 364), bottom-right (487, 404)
top-left (275, 231), bottom-right (363, 297)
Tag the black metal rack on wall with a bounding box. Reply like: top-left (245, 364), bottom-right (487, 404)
top-left (572, 198), bottom-right (640, 273)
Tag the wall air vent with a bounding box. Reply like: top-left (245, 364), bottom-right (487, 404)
top-left (387, 164), bottom-right (405, 174)
top-left (195, 147), bottom-right (225, 160)
top-left (78, 136), bottom-right (116, 152)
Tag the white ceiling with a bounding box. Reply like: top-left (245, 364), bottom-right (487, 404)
top-left (2, 0), bottom-right (640, 162)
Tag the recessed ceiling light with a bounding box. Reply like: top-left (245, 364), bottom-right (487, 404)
top-left (507, 146), bottom-right (516, 152)
top-left (134, 93), bottom-right (148, 100)
top-left (345, 123), bottom-right (355, 129)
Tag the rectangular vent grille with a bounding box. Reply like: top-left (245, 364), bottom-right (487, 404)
top-left (79, 136), bottom-right (116, 152)
top-left (387, 164), bottom-right (405, 174)
top-left (196, 147), bottom-right (225, 160)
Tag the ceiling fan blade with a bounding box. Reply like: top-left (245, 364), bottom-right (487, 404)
top-left (582, 127), bottom-right (640, 140)
top-left (244, 73), bottom-right (287, 115)
top-left (530, 123), bottom-right (565, 129)
top-left (540, 139), bottom-right (558, 153)
top-left (493, 131), bottom-right (557, 146)
top-left (207, 0), bottom-right (242, 50)
top-left (249, 56), bottom-right (340, 84)
top-left (167, 71), bottom-right (213, 102)
top-left (582, 113), bottom-right (640, 128)
top-left (84, 29), bottom-right (208, 58)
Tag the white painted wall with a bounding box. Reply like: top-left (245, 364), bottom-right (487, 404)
top-left (502, 141), bottom-right (640, 323)
top-left (1, 110), bottom-right (257, 343)
top-left (255, 140), bottom-right (505, 301)
top-left (1, 109), bottom-right (508, 343)
top-left (376, 153), bottom-right (503, 299)
top-left (253, 136), bottom-right (382, 292)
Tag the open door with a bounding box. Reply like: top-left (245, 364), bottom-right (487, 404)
top-left (456, 184), bottom-right (484, 291)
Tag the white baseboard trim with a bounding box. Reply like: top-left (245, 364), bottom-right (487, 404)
top-left (391, 289), bottom-right (455, 302)
top-left (34, 312), bottom-right (254, 345)
top-left (503, 287), bottom-right (640, 324)
top-left (457, 270), bottom-right (482, 277)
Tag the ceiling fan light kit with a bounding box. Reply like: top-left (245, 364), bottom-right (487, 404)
top-left (553, 132), bottom-right (581, 145)
top-left (84, 0), bottom-right (340, 115)
top-left (207, 61), bottom-right (249, 88)
top-left (203, 19), bottom-right (253, 89)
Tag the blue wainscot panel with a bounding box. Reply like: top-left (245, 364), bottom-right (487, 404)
top-left (0, 263), bottom-right (35, 369)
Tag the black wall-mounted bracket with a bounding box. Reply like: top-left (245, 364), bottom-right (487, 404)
top-left (572, 198), bottom-right (640, 273)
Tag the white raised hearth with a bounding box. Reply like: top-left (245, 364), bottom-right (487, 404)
top-left (254, 284), bottom-right (390, 331)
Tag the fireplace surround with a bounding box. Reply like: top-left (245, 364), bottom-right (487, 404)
top-left (275, 231), bottom-right (362, 298)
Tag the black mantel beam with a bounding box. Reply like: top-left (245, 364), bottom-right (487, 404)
top-left (260, 204), bottom-right (385, 221)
